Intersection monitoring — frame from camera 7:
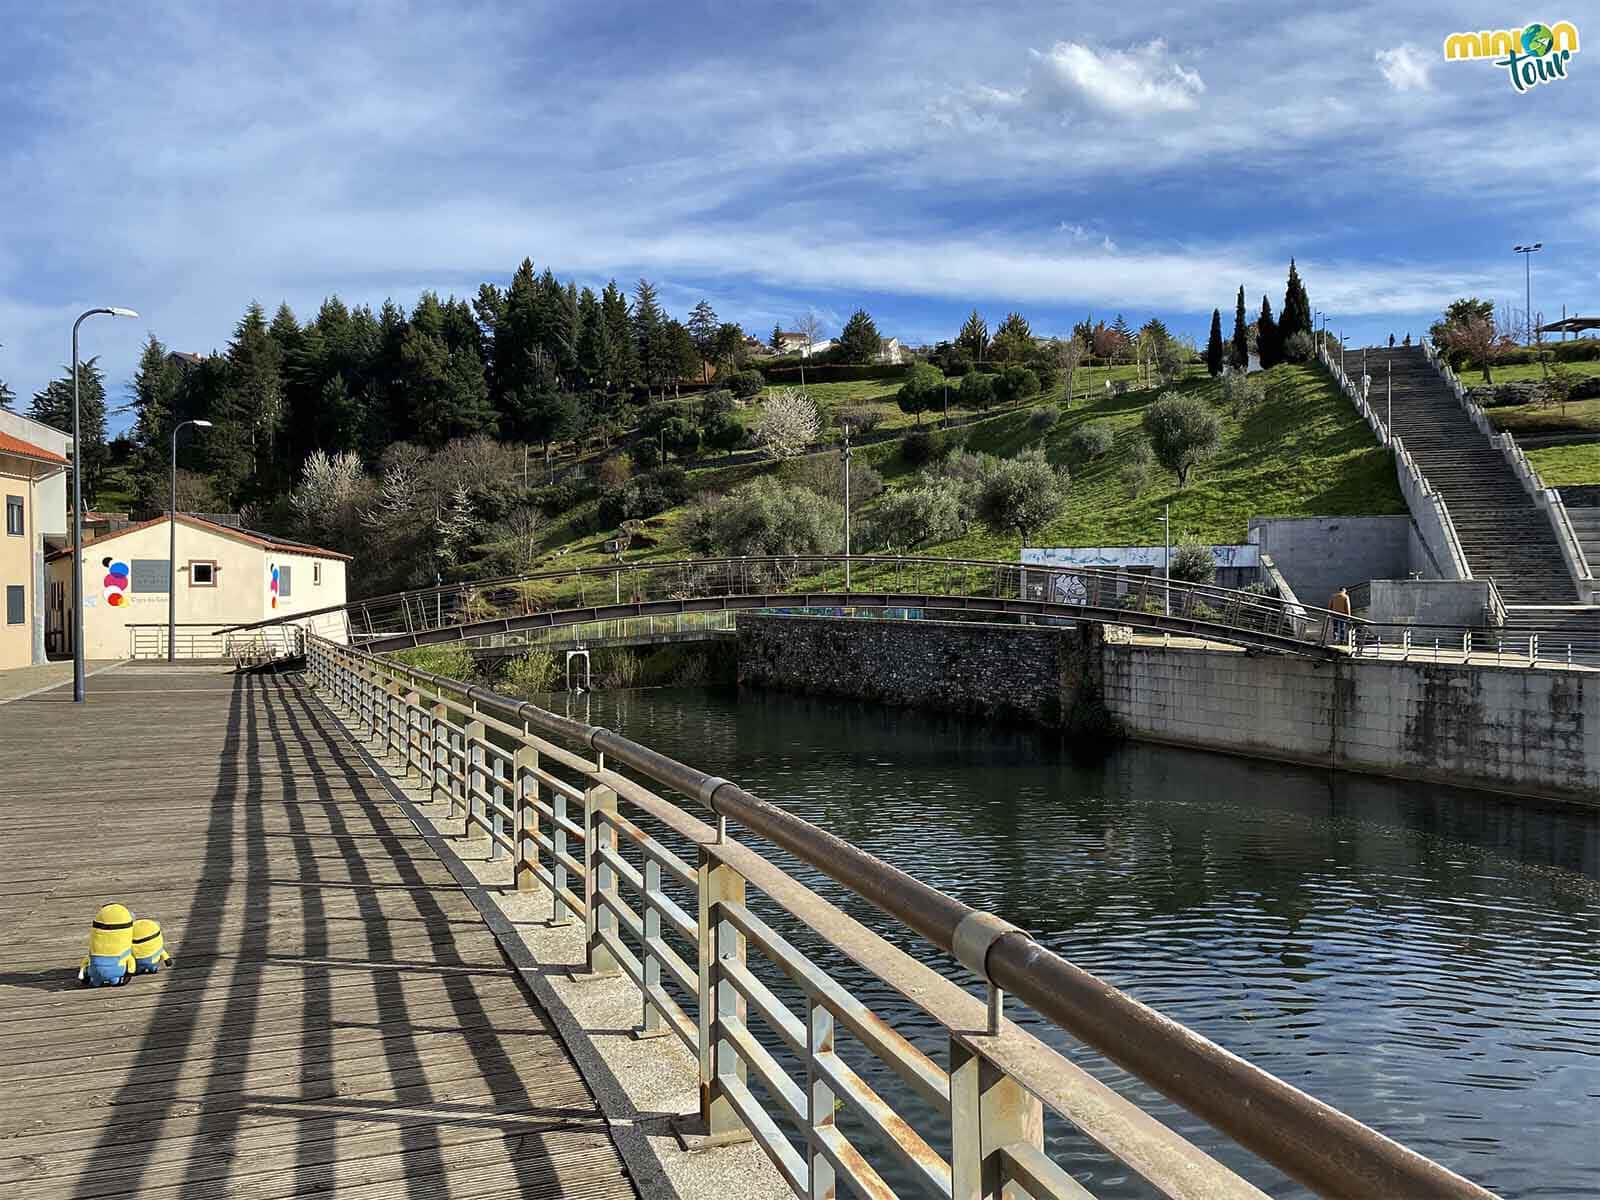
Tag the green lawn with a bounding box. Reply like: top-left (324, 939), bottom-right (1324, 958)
top-left (866, 364), bottom-right (1403, 558)
top-left (1488, 398), bottom-right (1600, 438)
top-left (1470, 358), bottom-right (1600, 386)
top-left (1526, 442), bottom-right (1600, 485)
top-left (502, 362), bottom-right (1402, 572)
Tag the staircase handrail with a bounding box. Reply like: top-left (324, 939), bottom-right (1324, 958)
top-left (1482, 577), bottom-right (1508, 627)
top-left (1421, 338), bottom-right (1596, 598)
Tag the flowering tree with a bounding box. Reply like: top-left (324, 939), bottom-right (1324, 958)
top-left (1440, 314), bottom-right (1513, 384)
top-left (753, 388), bottom-right (821, 460)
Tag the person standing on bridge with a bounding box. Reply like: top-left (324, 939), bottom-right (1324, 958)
top-left (1327, 587), bottom-right (1352, 647)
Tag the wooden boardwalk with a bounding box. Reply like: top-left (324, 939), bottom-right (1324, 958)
top-left (0, 667), bottom-right (636, 1200)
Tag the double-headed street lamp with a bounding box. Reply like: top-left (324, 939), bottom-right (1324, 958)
top-left (169, 419), bottom-right (213, 662)
top-left (1513, 243), bottom-right (1542, 345)
top-left (70, 306), bottom-right (138, 702)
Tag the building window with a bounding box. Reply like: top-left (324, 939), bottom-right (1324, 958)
top-left (5, 585), bottom-right (22, 626)
top-left (5, 495), bottom-right (21, 537)
top-left (190, 560), bottom-right (217, 587)
top-left (131, 559), bottom-right (170, 593)
top-left (277, 564), bottom-right (292, 597)
top-left (313, 562), bottom-right (321, 585)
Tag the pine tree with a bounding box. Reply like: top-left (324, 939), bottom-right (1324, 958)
top-left (576, 287), bottom-right (611, 390)
top-left (1280, 258), bottom-right (1312, 342)
top-left (631, 279), bottom-right (668, 397)
top-left (30, 359), bottom-right (109, 504)
top-left (1230, 286), bottom-right (1249, 371)
top-left (687, 300), bottom-right (719, 383)
top-left (837, 309), bottom-right (881, 364)
top-left (129, 335), bottom-right (183, 508)
top-left (770, 323), bottom-right (783, 352)
top-left (1111, 314), bottom-right (1132, 342)
top-left (666, 320), bottom-right (700, 394)
top-left (1257, 296), bottom-right (1280, 370)
top-left (600, 280), bottom-right (636, 393)
top-left (226, 301), bottom-right (285, 496)
top-left (956, 310), bottom-right (988, 363)
top-left (990, 312), bottom-right (1034, 364)
top-left (1205, 309), bottom-right (1225, 377)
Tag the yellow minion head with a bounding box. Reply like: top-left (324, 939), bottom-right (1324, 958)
top-left (88, 903), bottom-right (134, 959)
top-left (131, 918), bottom-right (172, 973)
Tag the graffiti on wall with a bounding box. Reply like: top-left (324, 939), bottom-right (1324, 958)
top-left (102, 558), bottom-right (130, 607)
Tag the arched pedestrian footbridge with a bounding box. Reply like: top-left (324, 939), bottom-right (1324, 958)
top-left (227, 555), bottom-right (1356, 658)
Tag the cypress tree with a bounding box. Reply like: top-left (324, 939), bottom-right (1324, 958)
top-left (687, 300), bottom-right (719, 383)
top-left (1230, 286), bottom-right (1249, 371)
top-left (226, 302), bottom-right (285, 496)
top-left (1257, 296), bottom-right (1280, 370)
top-left (1280, 258), bottom-right (1312, 341)
top-left (631, 279), bottom-right (667, 397)
top-left (1205, 309), bottom-right (1225, 377)
top-left (129, 335), bottom-right (183, 508)
top-left (601, 280), bottom-right (636, 393)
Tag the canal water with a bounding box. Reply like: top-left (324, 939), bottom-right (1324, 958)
top-left (546, 685), bottom-right (1600, 1199)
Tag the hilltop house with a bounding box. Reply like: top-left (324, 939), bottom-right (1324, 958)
top-left (45, 514), bottom-right (350, 659)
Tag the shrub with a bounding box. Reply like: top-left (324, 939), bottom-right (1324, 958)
top-left (993, 366), bottom-right (1041, 406)
top-left (759, 363), bottom-right (908, 385)
top-left (1031, 362), bottom-right (1059, 392)
top-left (1282, 331), bottom-right (1316, 363)
top-left (1066, 420), bottom-right (1114, 462)
top-left (1168, 537), bottom-right (1216, 585)
top-left (687, 476), bottom-right (843, 557)
top-left (976, 447), bottom-right (1068, 544)
top-left (837, 404), bottom-right (885, 436)
top-left (729, 370), bottom-right (764, 399)
top-left (1220, 371), bottom-right (1263, 414)
top-left (1142, 392), bottom-right (1222, 487)
top-left (392, 644), bottom-right (476, 680)
top-left (597, 453), bottom-right (633, 491)
top-left (659, 415), bottom-right (701, 460)
top-left (897, 362), bottom-right (944, 425)
top-left (944, 357), bottom-right (973, 377)
top-left (596, 466), bottom-right (689, 526)
top-left (1029, 405), bottom-right (1061, 438)
top-left (534, 470), bottom-right (596, 517)
top-left (867, 479), bottom-right (969, 550)
top-left (503, 650), bottom-right (559, 694)
top-left (704, 412), bottom-right (745, 453)
top-left (698, 388), bottom-right (736, 422)
top-left (958, 371), bottom-right (995, 410)
top-left (901, 429), bottom-right (945, 466)
top-left (1120, 437), bottom-right (1154, 498)
top-left (782, 456), bottom-right (884, 506)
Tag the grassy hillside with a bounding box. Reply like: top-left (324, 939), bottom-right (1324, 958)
top-left (510, 362), bottom-right (1404, 571)
top-left (1526, 443), bottom-right (1600, 486)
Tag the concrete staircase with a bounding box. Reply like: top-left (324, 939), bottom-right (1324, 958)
top-left (1569, 507), bottom-right (1600, 576)
top-left (1370, 346), bottom-right (1578, 605)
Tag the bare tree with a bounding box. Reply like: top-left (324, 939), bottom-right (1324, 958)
top-left (1441, 313), bottom-right (1513, 384)
top-left (1052, 338), bottom-right (1085, 405)
top-left (794, 309), bottom-right (823, 394)
top-left (753, 388), bottom-right (822, 460)
top-left (290, 449), bottom-right (367, 545)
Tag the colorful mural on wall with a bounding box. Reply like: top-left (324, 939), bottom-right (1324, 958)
top-left (268, 563), bottom-right (279, 610)
top-left (102, 558), bottom-right (130, 608)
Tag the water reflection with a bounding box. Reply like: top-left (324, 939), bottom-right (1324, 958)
top-left (563, 685), bottom-right (1600, 1199)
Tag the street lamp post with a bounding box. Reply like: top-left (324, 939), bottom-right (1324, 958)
top-left (1157, 505), bottom-right (1171, 618)
top-left (168, 419), bottom-right (213, 662)
top-left (1513, 243), bottom-right (1542, 345)
top-left (841, 424), bottom-right (853, 591)
top-left (70, 306), bottom-right (138, 702)
top-left (1386, 357), bottom-right (1393, 441)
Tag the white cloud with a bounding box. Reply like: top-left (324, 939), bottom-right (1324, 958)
top-left (1375, 45), bottom-right (1433, 92)
top-left (1030, 39), bottom-right (1205, 115)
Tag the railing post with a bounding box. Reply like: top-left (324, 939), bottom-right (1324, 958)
top-left (949, 1038), bottom-right (1044, 1200)
top-left (429, 702), bottom-right (451, 807)
top-left (490, 745), bottom-right (509, 862)
top-left (806, 999), bottom-right (837, 1199)
top-left (696, 846), bottom-right (749, 1144)
top-left (637, 856), bottom-right (666, 1039)
top-left (402, 689), bottom-right (421, 778)
top-left (464, 718), bottom-right (486, 838)
top-left (515, 745), bottom-right (539, 892)
top-left (584, 782), bottom-right (619, 976)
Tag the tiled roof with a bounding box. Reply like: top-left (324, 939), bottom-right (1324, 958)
top-left (48, 512), bottom-right (353, 561)
top-left (0, 430), bottom-right (70, 466)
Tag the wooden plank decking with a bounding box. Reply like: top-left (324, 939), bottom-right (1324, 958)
top-left (0, 666), bottom-right (636, 1200)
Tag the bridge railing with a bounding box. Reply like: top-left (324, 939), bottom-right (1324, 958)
top-left (307, 634), bottom-right (1497, 1200)
top-left (236, 555), bottom-right (1365, 656)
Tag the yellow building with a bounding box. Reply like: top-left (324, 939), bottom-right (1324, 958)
top-left (1, 431), bottom-right (71, 671)
top-left (46, 514), bottom-right (351, 659)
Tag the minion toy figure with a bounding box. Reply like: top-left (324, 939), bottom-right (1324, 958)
top-left (78, 903), bottom-right (136, 987)
top-left (131, 918), bottom-right (173, 974)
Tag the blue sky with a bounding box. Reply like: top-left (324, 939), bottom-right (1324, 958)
top-left (1, 1), bottom-right (1595, 432)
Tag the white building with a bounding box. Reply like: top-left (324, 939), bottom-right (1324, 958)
top-left (0, 410), bottom-right (71, 666)
top-left (46, 514), bottom-right (351, 659)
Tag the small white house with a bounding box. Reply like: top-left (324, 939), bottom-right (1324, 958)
top-left (46, 514), bottom-right (351, 659)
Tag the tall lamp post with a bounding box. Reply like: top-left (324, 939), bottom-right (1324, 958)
top-left (1513, 243), bottom-right (1542, 345)
top-left (841, 423), bottom-right (853, 591)
top-left (70, 306), bottom-right (138, 702)
top-left (168, 419), bottom-right (213, 662)
top-left (1157, 505), bottom-right (1171, 618)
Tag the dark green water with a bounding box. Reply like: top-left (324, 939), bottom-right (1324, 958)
top-left (547, 685), bottom-right (1600, 1199)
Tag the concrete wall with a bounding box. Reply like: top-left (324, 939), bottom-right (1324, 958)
top-left (1366, 579), bottom-right (1492, 628)
top-left (737, 614), bottom-right (1599, 806)
top-left (1103, 645), bottom-right (1598, 805)
top-left (1247, 516), bottom-right (1411, 607)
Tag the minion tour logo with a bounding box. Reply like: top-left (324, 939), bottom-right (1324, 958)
top-left (1443, 21), bottom-right (1580, 92)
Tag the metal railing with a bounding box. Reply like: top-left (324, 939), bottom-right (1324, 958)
top-left (230, 556), bottom-right (1373, 659)
top-left (1350, 621), bottom-right (1600, 668)
top-left (462, 611), bottom-right (739, 655)
top-left (307, 635), bottom-right (1499, 1200)
top-left (127, 622), bottom-right (304, 661)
